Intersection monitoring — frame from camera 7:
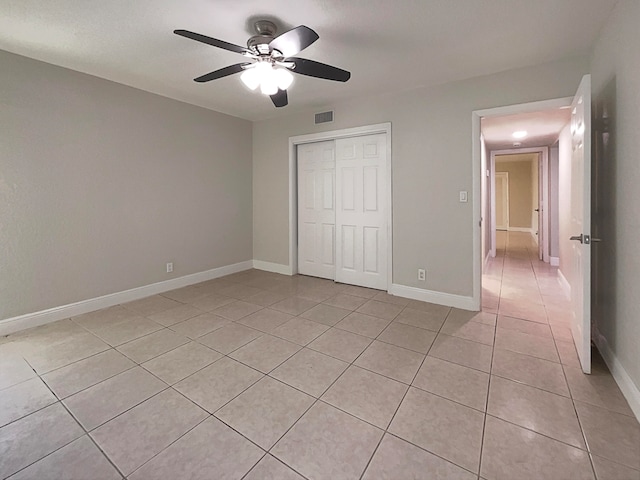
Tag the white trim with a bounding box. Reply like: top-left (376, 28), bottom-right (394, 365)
top-left (252, 260), bottom-right (292, 275)
top-left (389, 284), bottom-right (476, 311)
top-left (558, 268), bottom-right (571, 300)
top-left (593, 328), bottom-right (640, 421)
top-left (550, 256), bottom-right (560, 266)
top-left (288, 123), bottom-right (393, 291)
top-left (0, 261), bottom-right (253, 336)
top-left (473, 97), bottom-right (572, 312)
top-left (507, 227), bottom-right (533, 233)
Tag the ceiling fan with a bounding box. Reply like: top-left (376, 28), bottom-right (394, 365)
top-left (174, 20), bottom-right (351, 108)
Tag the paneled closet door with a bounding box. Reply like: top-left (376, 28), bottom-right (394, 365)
top-left (335, 134), bottom-right (388, 290)
top-left (297, 141), bottom-right (336, 280)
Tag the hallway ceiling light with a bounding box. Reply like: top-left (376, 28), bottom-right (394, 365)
top-left (512, 130), bottom-right (528, 139)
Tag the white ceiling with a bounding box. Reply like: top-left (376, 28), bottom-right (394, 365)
top-left (482, 108), bottom-right (572, 150)
top-left (0, 0), bottom-right (617, 121)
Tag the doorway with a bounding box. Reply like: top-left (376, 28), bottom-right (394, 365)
top-left (494, 172), bottom-right (509, 231)
top-left (288, 123), bottom-right (393, 291)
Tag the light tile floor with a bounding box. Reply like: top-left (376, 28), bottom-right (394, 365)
top-left (1, 231), bottom-right (638, 479)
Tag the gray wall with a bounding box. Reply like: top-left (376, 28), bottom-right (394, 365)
top-left (0, 50), bottom-right (253, 320)
top-left (549, 146), bottom-right (560, 258)
top-left (253, 56), bottom-right (589, 297)
top-left (590, 0), bottom-right (640, 393)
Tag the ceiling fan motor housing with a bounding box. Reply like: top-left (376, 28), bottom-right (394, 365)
top-left (248, 20), bottom-right (277, 55)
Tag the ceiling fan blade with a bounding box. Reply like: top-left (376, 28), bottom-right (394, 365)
top-left (174, 29), bottom-right (252, 55)
top-left (270, 89), bottom-right (288, 108)
top-left (289, 58), bottom-right (351, 82)
top-left (269, 26), bottom-right (319, 57)
top-left (194, 63), bottom-right (252, 83)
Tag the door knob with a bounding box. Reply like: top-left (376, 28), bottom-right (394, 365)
top-left (534, 209), bottom-right (540, 212)
top-left (570, 234), bottom-right (583, 242)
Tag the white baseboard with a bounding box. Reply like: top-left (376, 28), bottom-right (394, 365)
top-left (550, 256), bottom-right (560, 266)
top-left (0, 260), bottom-right (253, 337)
top-left (557, 269), bottom-right (571, 300)
top-left (389, 284), bottom-right (477, 311)
top-left (507, 227), bottom-right (533, 233)
top-left (593, 328), bottom-right (640, 422)
top-left (252, 260), bottom-right (293, 275)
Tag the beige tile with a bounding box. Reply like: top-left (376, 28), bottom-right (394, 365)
top-left (0, 377), bottom-right (57, 427)
top-left (217, 284), bottom-right (263, 299)
top-left (89, 317), bottom-right (164, 347)
top-left (592, 455), bottom-right (640, 480)
top-left (322, 365), bottom-right (408, 429)
top-left (487, 376), bottom-right (585, 448)
top-left (428, 334), bottom-right (493, 372)
top-left (160, 285), bottom-right (209, 303)
top-left (480, 415), bottom-right (594, 480)
top-left (335, 311), bottom-right (391, 338)
top-left (295, 286), bottom-right (335, 303)
top-left (197, 323), bottom-right (263, 354)
top-left (575, 400), bottom-right (640, 470)
top-left (174, 357), bottom-right (263, 413)
top-left (447, 308), bottom-right (497, 327)
top-left (372, 292), bottom-right (410, 306)
top-left (0, 403), bottom-right (84, 479)
top-left (216, 376), bottom-right (314, 449)
top-left (357, 300), bottom-right (403, 320)
top-left (147, 303), bottom-right (204, 327)
top-left (63, 367), bottom-right (166, 430)
top-left (236, 308), bottom-right (294, 333)
top-left (556, 339), bottom-right (581, 368)
top-left (363, 433), bottom-right (476, 480)
top-left (564, 363), bottom-right (635, 416)
top-left (116, 329), bottom-right (188, 363)
top-left (341, 284), bottom-right (380, 299)
top-left (270, 348), bottom-right (348, 398)
top-left (323, 293), bottom-right (367, 311)
top-left (300, 304), bottom-right (351, 326)
top-left (123, 295), bottom-right (182, 317)
top-left (492, 348), bottom-right (569, 396)
top-left (271, 296), bottom-right (318, 315)
top-left (212, 300), bottom-right (263, 320)
top-left (406, 300), bottom-right (451, 317)
top-left (499, 299), bottom-right (548, 324)
top-left (440, 316), bottom-right (495, 345)
top-left (0, 355), bottom-right (37, 390)
top-left (42, 349), bottom-right (135, 399)
top-left (244, 454), bottom-right (305, 480)
top-left (128, 417), bottom-right (264, 480)
top-left (550, 323), bottom-right (573, 342)
top-left (73, 306), bottom-right (139, 330)
top-left (497, 315), bottom-right (552, 338)
top-left (272, 401), bottom-right (383, 480)
top-left (169, 312), bottom-right (230, 339)
top-left (271, 317), bottom-right (329, 346)
top-left (188, 293), bottom-right (236, 311)
top-left (389, 387), bottom-right (484, 473)
top-left (10, 435), bottom-right (121, 480)
top-left (230, 335), bottom-right (301, 373)
top-left (141, 341), bottom-right (221, 385)
top-left (25, 332), bottom-right (111, 373)
top-left (355, 340), bottom-right (424, 384)
top-left (413, 357), bottom-right (489, 411)
top-left (494, 327), bottom-right (559, 363)
top-left (245, 290), bottom-right (289, 307)
top-left (394, 307), bottom-right (447, 332)
top-left (91, 389), bottom-right (207, 475)
top-left (377, 322), bottom-right (437, 353)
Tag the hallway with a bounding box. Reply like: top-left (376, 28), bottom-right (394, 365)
top-left (482, 230), bottom-right (639, 479)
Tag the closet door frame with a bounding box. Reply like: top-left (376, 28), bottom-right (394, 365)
top-left (288, 123), bottom-right (392, 291)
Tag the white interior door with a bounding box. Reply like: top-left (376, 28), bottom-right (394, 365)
top-left (495, 172), bottom-right (509, 230)
top-left (297, 141), bottom-right (336, 280)
top-left (569, 74), bottom-right (592, 374)
top-left (335, 134), bottom-right (388, 289)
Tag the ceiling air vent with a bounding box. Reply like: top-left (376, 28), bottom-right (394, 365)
top-left (314, 111), bottom-right (334, 125)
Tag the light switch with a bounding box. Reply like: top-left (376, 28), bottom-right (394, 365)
top-left (459, 191), bottom-right (468, 203)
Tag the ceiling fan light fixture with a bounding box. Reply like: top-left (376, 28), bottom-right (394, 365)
top-left (240, 68), bottom-right (260, 90)
top-left (275, 68), bottom-right (293, 90)
top-left (241, 62), bottom-right (293, 95)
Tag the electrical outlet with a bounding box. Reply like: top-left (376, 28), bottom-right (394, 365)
top-left (417, 268), bottom-right (426, 281)
top-left (166, 262), bottom-right (173, 273)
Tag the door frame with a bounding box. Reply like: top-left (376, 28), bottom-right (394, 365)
top-left (490, 148), bottom-right (549, 260)
top-left (288, 122), bottom-right (393, 290)
top-left (472, 97), bottom-right (571, 309)
top-left (494, 171), bottom-right (510, 230)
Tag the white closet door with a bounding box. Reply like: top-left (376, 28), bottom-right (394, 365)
top-left (297, 141), bottom-right (336, 279)
top-left (335, 134), bottom-right (388, 289)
